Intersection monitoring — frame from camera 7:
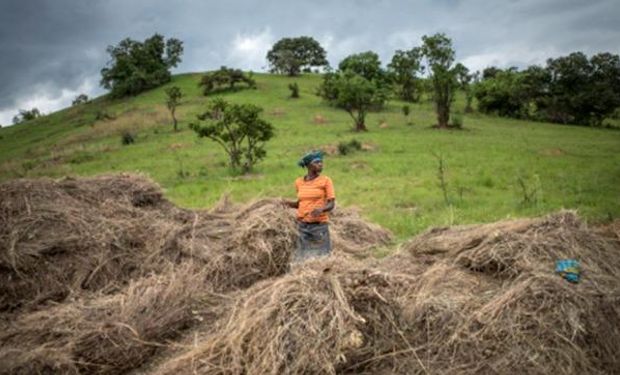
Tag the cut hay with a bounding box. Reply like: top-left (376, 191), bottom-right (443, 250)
top-left (153, 257), bottom-right (414, 375)
top-left (2, 174), bottom-right (619, 375)
top-left (0, 264), bottom-right (217, 375)
top-left (153, 212), bottom-right (620, 375)
top-left (0, 174), bottom-right (392, 313)
top-left (0, 174), bottom-right (191, 312)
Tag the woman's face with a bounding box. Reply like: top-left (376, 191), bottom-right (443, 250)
top-left (308, 160), bottom-right (323, 173)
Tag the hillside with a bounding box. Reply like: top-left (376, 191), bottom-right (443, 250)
top-left (0, 72), bottom-right (619, 239)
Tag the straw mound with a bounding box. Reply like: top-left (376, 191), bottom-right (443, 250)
top-left (330, 209), bottom-right (393, 256)
top-left (0, 263), bottom-right (217, 375)
top-left (403, 211), bottom-right (620, 282)
top-left (0, 175), bottom-right (392, 313)
top-left (152, 212), bottom-right (620, 375)
top-left (0, 174), bottom-right (191, 312)
top-left (2, 175), bottom-right (619, 374)
top-left (154, 257), bottom-right (413, 375)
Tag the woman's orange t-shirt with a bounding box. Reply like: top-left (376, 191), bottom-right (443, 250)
top-left (295, 175), bottom-right (335, 223)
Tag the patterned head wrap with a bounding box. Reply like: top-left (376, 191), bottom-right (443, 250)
top-left (297, 150), bottom-right (324, 168)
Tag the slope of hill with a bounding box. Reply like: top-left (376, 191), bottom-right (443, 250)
top-left (0, 72), bottom-right (619, 239)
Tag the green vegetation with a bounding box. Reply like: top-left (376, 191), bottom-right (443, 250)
top-left (100, 33), bottom-right (183, 98)
top-left (266, 36), bottom-right (328, 76)
top-left (189, 98), bottom-right (274, 173)
top-left (199, 66), bottom-right (256, 95)
top-left (12, 108), bottom-right (41, 124)
top-left (475, 52), bottom-right (620, 126)
top-left (0, 72), bottom-right (619, 242)
top-left (165, 86), bottom-right (183, 131)
top-left (318, 51), bottom-right (390, 132)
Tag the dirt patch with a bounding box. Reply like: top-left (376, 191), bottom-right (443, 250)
top-left (269, 107), bottom-right (286, 117)
top-left (313, 114), bottom-right (328, 124)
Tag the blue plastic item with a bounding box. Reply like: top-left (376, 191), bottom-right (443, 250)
top-left (555, 259), bottom-right (581, 283)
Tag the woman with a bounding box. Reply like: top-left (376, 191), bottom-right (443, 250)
top-left (283, 150), bottom-right (336, 261)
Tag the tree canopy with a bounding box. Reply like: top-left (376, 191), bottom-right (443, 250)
top-left (388, 47), bottom-right (424, 102)
top-left (199, 67), bottom-right (256, 95)
top-left (190, 99), bottom-right (274, 173)
top-left (100, 34), bottom-right (183, 98)
top-left (475, 52), bottom-right (620, 126)
top-left (421, 33), bottom-right (460, 128)
top-left (317, 52), bottom-right (389, 132)
top-left (266, 36), bottom-right (328, 76)
top-left (12, 108), bottom-right (41, 124)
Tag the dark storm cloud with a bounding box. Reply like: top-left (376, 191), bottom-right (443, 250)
top-left (1, 0), bottom-right (619, 125)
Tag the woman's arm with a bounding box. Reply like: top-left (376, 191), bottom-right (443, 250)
top-left (310, 198), bottom-right (335, 217)
top-left (282, 199), bottom-right (299, 209)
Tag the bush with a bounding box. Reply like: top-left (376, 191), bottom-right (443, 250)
top-left (288, 83), bottom-right (300, 98)
top-left (337, 139), bottom-right (363, 155)
top-left (451, 114), bottom-right (463, 129)
top-left (200, 67), bottom-right (255, 96)
top-left (121, 131), bottom-right (135, 145)
top-left (95, 110), bottom-right (114, 121)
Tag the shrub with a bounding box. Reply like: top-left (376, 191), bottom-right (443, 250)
top-left (337, 139), bottom-right (363, 155)
top-left (452, 114), bottom-right (463, 129)
top-left (288, 83), bottom-right (300, 98)
top-left (121, 131), bottom-right (135, 145)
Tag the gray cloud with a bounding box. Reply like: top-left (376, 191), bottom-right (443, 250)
top-left (1, 0), bottom-right (619, 125)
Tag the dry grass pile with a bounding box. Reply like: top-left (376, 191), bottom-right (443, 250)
top-left (403, 211), bottom-right (620, 284)
top-left (154, 257), bottom-right (414, 375)
top-left (3, 173), bottom-right (618, 374)
top-left (1, 174), bottom-right (392, 312)
top-left (153, 211), bottom-right (620, 375)
top-left (330, 208), bottom-right (392, 257)
top-left (0, 174), bottom-right (191, 312)
top-left (0, 264), bottom-right (218, 375)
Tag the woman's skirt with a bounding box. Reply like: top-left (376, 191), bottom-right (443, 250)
top-left (294, 221), bottom-right (331, 262)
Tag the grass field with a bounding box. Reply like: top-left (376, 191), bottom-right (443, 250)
top-left (1, 72), bottom-right (619, 240)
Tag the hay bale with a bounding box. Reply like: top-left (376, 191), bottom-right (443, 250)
top-left (0, 264), bottom-right (215, 375)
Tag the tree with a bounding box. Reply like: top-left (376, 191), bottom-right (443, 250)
top-left (475, 52), bottom-right (620, 126)
top-left (421, 33), bottom-right (459, 128)
top-left (199, 66), bottom-right (256, 95)
top-left (165, 86), bottom-right (183, 131)
top-left (317, 51), bottom-right (390, 132)
top-left (100, 34), bottom-right (183, 98)
top-left (12, 108), bottom-right (41, 124)
top-left (388, 47), bottom-right (424, 102)
top-left (482, 66), bottom-right (502, 80)
top-left (72, 94), bottom-right (89, 106)
top-left (190, 99), bottom-right (274, 173)
top-left (266, 36), bottom-right (328, 76)
top-left (474, 69), bottom-right (529, 118)
top-left (542, 52), bottom-right (620, 126)
top-left (453, 63), bottom-right (474, 112)
top-left (317, 70), bottom-right (389, 131)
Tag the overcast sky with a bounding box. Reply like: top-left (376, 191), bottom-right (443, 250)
top-left (1, 0), bottom-right (618, 125)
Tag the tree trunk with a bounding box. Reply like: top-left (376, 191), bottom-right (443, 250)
top-left (171, 109), bottom-right (178, 131)
top-left (354, 111), bottom-right (368, 132)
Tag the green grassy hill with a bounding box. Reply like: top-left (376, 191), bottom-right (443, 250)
top-left (1, 72), bottom-right (619, 240)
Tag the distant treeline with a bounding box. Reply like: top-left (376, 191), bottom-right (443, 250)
top-left (474, 52), bottom-right (620, 127)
